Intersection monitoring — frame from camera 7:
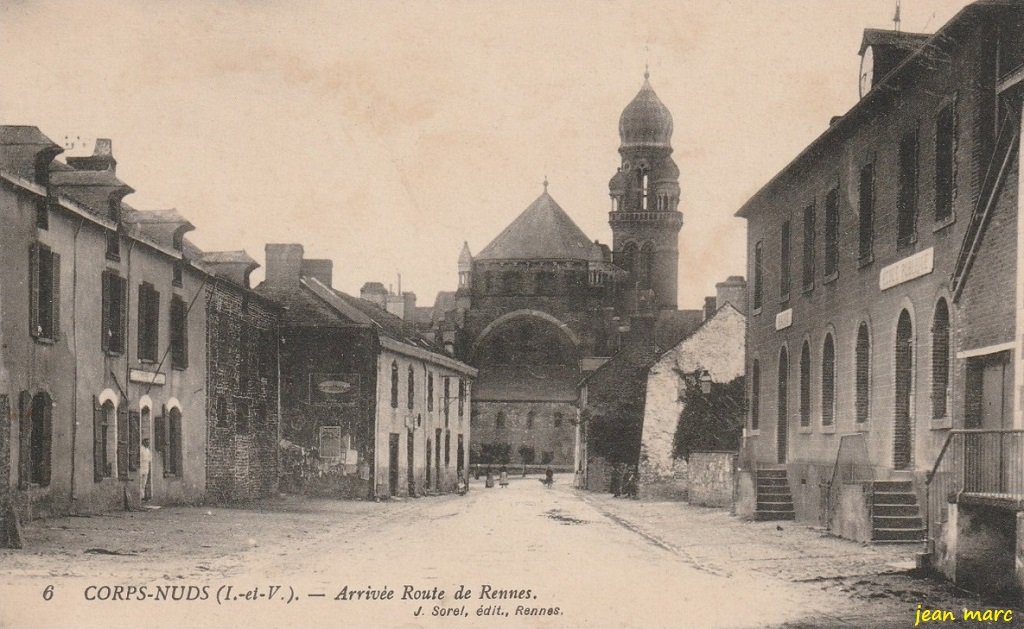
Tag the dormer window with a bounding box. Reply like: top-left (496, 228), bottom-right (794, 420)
top-left (172, 262), bottom-right (183, 287)
top-left (105, 229), bottom-right (120, 261)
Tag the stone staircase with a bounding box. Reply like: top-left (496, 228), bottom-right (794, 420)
top-left (754, 468), bottom-right (795, 521)
top-left (871, 480), bottom-right (926, 543)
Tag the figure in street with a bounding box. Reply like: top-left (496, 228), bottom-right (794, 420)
top-left (139, 438), bottom-right (152, 501)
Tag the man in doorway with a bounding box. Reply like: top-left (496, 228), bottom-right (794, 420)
top-left (139, 438), bottom-right (152, 501)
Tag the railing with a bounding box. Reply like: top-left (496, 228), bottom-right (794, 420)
top-left (925, 429), bottom-right (1024, 543)
top-left (825, 433), bottom-right (873, 531)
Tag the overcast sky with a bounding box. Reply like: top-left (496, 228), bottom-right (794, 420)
top-left (0, 1), bottom-right (972, 309)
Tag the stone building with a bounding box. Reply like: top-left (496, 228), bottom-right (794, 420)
top-left (449, 72), bottom-right (702, 471)
top-left (200, 251), bottom-right (281, 502)
top-left (0, 130), bottom-right (208, 521)
top-left (736, 1), bottom-right (1024, 596)
top-left (256, 244), bottom-right (476, 499)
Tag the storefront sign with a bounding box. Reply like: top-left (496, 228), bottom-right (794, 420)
top-left (129, 369), bottom-right (165, 386)
top-left (775, 308), bottom-right (793, 331)
top-left (879, 247), bottom-right (934, 290)
top-left (310, 372), bottom-right (360, 405)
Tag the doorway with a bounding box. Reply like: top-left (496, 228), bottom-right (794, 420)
top-left (388, 433), bottom-right (400, 497)
top-left (894, 310), bottom-right (914, 470)
top-left (965, 351), bottom-right (1013, 492)
top-left (407, 431), bottom-right (415, 496)
top-left (426, 438), bottom-right (432, 489)
top-left (777, 347), bottom-right (789, 464)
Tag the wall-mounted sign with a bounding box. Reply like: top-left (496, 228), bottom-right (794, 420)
top-left (309, 372), bottom-right (360, 405)
top-left (775, 308), bottom-right (793, 331)
top-left (129, 369), bottom-right (165, 386)
top-left (319, 426), bottom-right (343, 459)
top-left (879, 247), bottom-right (934, 291)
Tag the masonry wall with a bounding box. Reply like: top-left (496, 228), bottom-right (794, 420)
top-left (205, 280), bottom-right (279, 502)
top-left (470, 400), bottom-right (576, 470)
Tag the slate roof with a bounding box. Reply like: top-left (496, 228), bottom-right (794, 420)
top-left (473, 365), bottom-right (580, 402)
top-left (859, 29), bottom-right (930, 55)
top-left (476, 191), bottom-right (603, 262)
top-left (49, 168), bottom-right (133, 220)
top-left (0, 125), bottom-right (63, 181)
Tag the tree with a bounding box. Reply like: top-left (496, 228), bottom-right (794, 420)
top-left (518, 445), bottom-right (536, 465)
top-left (673, 375), bottom-right (745, 460)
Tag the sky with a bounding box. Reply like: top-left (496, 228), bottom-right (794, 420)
top-left (0, 0), bottom-right (973, 309)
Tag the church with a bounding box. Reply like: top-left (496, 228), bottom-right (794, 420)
top-left (442, 71), bottom-right (703, 471)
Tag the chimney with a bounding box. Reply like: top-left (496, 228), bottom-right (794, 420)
top-left (264, 243), bottom-right (304, 289)
top-left (403, 291), bottom-right (416, 315)
top-left (302, 258), bottom-right (333, 288)
top-left (360, 282), bottom-right (388, 308)
top-left (66, 138), bottom-right (117, 173)
top-left (716, 275), bottom-right (748, 315)
top-left (703, 296), bottom-right (717, 321)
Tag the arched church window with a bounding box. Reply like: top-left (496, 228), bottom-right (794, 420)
top-left (639, 242), bottom-right (655, 289)
top-left (620, 243), bottom-right (638, 276)
top-left (641, 173), bottom-right (650, 210)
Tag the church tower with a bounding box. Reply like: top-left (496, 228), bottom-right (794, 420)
top-left (608, 70), bottom-right (683, 311)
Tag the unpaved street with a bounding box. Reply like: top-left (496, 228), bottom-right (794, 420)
top-left (0, 478), bottom-right (1010, 629)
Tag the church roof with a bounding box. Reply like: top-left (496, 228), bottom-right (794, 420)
top-left (476, 191), bottom-right (603, 262)
top-left (619, 73), bottom-right (673, 151)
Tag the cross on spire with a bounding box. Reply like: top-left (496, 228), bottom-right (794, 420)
top-left (542, 175), bottom-right (549, 192)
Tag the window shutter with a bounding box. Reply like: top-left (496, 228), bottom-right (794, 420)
top-left (18, 391), bottom-right (32, 489)
top-left (101, 273), bottom-right (111, 352)
top-left (151, 289), bottom-right (160, 362)
top-left (29, 244), bottom-right (40, 338)
top-left (117, 276), bottom-right (128, 354)
top-left (117, 403), bottom-right (129, 479)
top-left (137, 285), bottom-right (146, 358)
top-left (128, 411), bottom-right (140, 472)
top-left (50, 252), bottom-right (61, 341)
top-left (93, 396), bottom-right (104, 482)
top-left (154, 405), bottom-right (166, 454)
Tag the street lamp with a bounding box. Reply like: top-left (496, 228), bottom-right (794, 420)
top-left (698, 369), bottom-right (712, 395)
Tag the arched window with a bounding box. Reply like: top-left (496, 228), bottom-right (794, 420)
top-left (894, 309), bottom-right (915, 469)
top-left (407, 365), bottom-right (415, 410)
top-left (750, 359), bottom-right (760, 431)
top-left (167, 407), bottom-right (183, 477)
top-left (821, 334), bottom-right (836, 427)
top-left (799, 341), bottom-right (811, 427)
top-left (777, 347), bottom-right (789, 464)
top-left (639, 242), bottom-right (655, 290)
top-left (855, 323), bottom-right (870, 424)
top-left (641, 172), bottom-right (650, 210)
top-left (620, 242), bottom-right (638, 277)
top-left (390, 361), bottom-right (399, 409)
top-left (932, 299), bottom-right (950, 419)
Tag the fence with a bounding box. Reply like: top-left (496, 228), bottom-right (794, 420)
top-left (825, 433), bottom-right (873, 531)
top-left (925, 429), bottom-right (1024, 542)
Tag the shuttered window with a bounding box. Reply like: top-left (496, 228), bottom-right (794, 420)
top-left (752, 240), bottom-right (763, 310)
top-left (166, 408), bottom-right (182, 476)
top-left (855, 323), bottom-right (871, 424)
top-left (858, 164), bottom-right (874, 261)
top-left (390, 361), bottom-right (399, 408)
top-left (799, 341), bottom-right (811, 427)
top-left (802, 203), bottom-right (815, 291)
top-left (935, 102), bottom-right (956, 222)
top-left (932, 299), bottom-right (951, 419)
top-left (137, 282), bottom-right (160, 362)
top-left (101, 271), bottom-right (127, 354)
top-left (896, 130), bottom-right (919, 248)
top-left (779, 222), bottom-right (791, 299)
top-left (821, 334), bottom-right (836, 426)
top-left (824, 188), bottom-right (839, 279)
top-left (170, 295), bottom-right (188, 369)
top-left (29, 243), bottom-right (61, 341)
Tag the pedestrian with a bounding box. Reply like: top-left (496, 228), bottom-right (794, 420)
top-left (499, 465), bottom-right (509, 488)
top-left (139, 438), bottom-right (152, 501)
top-left (485, 466), bottom-right (495, 488)
top-left (545, 467), bottom-right (554, 487)
top-left (610, 464), bottom-right (621, 497)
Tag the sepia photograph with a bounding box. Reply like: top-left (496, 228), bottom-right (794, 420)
top-left (1, 1), bottom-right (1023, 627)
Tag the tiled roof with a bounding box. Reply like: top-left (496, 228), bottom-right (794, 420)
top-left (50, 168), bottom-right (133, 220)
top-left (0, 125), bottom-right (62, 180)
top-left (476, 192), bottom-right (603, 262)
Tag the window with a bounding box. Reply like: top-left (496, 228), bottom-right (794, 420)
top-left (526, 410), bottom-right (535, 429)
top-left (443, 377), bottom-right (451, 426)
top-left (166, 407), bottom-right (182, 476)
top-left (620, 242), bottom-right (638, 277)
top-left (536, 271), bottom-right (556, 295)
top-left (641, 172), bottom-right (649, 210)
top-left (780, 222), bottom-right (791, 299)
top-left (821, 334), bottom-right (836, 427)
top-left (427, 372), bottom-right (434, 411)
top-left (94, 399), bottom-right (116, 480)
top-left (101, 271), bottom-right (127, 354)
top-left (496, 411), bottom-right (506, 430)
top-left (855, 323), bottom-right (870, 424)
top-left (235, 400), bottom-right (249, 435)
top-left (935, 102), bottom-right (956, 222)
top-left (752, 240), bottom-right (763, 310)
top-left (216, 396), bottom-right (228, 427)
top-left (932, 299), bottom-right (950, 419)
top-left (19, 392), bottom-right (52, 488)
top-left (36, 196), bottom-right (48, 230)
top-left (170, 295), bottom-right (188, 369)
top-left (444, 431), bottom-right (451, 466)
top-left (638, 242), bottom-right (655, 290)
top-left (172, 261), bottom-right (183, 288)
top-left (750, 360), bottom-right (760, 431)
top-left (799, 341), bottom-right (811, 427)
top-left (390, 361), bottom-right (399, 408)
top-left (137, 282), bottom-right (160, 362)
top-left (105, 229), bottom-right (120, 261)
top-left (802, 203), bottom-right (815, 291)
top-left (407, 365), bottom-right (415, 410)
top-left (554, 412), bottom-right (563, 428)
top-left (897, 130), bottom-right (919, 248)
top-left (824, 188), bottom-right (839, 279)
top-left (29, 243), bottom-right (61, 341)
top-left (458, 379), bottom-right (465, 419)
top-left (858, 164), bottom-right (874, 261)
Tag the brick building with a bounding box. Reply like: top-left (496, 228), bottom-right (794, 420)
top-left (200, 251), bottom-right (281, 502)
top-left (735, 0), bottom-right (1024, 575)
top-left (256, 244), bottom-right (475, 499)
top-left (0, 130), bottom-right (209, 522)
top-left (447, 73), bottom-right (702, 471)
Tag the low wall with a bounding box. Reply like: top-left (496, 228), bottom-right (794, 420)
top-left (829, 482), bottom-right (872, 543)
top-left (639, 458), bottom-right (688, 501)
top-left (688, 452), bottom-right (735, 508)
top-left (734, 470), bottom-right (756, 520)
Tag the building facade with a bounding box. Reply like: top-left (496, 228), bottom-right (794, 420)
top-left (257, 244), bottom-right (475, 499)
top-left (737, 1), bottom-right (1023, 561)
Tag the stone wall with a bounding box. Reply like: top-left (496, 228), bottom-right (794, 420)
top-left (470, 400), bottom-right (576, 469)
top-left (687, 452), bottom-right (736, 508)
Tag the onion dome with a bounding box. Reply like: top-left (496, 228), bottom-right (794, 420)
top-left (618, 71), bottom-right (673, 150)
top-left (608, 168), bottom-right (628, 193)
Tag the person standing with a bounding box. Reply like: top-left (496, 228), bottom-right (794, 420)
top-left (139, 438), bottom-right (153, 501)
top-left (499, 465), bottom-right (509, 488)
